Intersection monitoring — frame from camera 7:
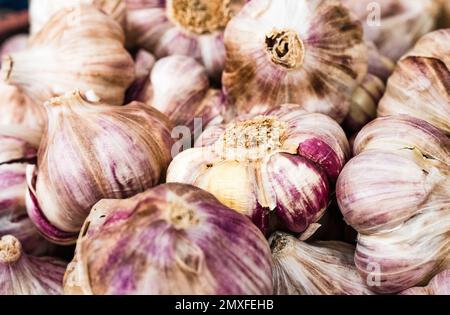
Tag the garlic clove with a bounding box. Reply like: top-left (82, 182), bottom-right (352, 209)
top-left (26, 90), bottom-right (174, 244)
top-left (400, 270), bottom-right (450, 295)
top-left (270, 232), bottom-right (374, 295)
top-left (404, 29), bottom-right (450, 68)
top-left (222, 0), bottom-right (368, 123)
top-left (378, 56), bottom-right (450, 135)
top-left (366, 41), bottom-right (395, 83)
top-left (64, 183), bottom-right (273, 295)
top-left (1, 5), bottom-right (135, 106)
top-left (125, 50), bottom-right (156, 104)
top-left (0, 235), bottom-right (66, 295)
top-left (29, 0), bottom-right (127, 35)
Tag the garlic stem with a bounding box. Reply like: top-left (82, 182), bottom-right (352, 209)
top-left (265, 29), bottom-right (304, 69)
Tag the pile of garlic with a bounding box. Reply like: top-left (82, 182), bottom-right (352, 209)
top-left (0, 0), bottom-right (449, 296)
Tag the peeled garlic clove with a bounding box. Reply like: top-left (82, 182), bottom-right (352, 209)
top-left (26, 90), bottom-right (173, 244)
top-left (1, 5), bottom-right (135, 106)
top-left (400, 270), bottom-right (450, 295)
top-left (342, 0), bottom-right (439, 61)
top-left (64, 183), bottom-right (273, 295)
top-left (125, 0), bottom-right (246, 81)
top-left (270, 232), bottom-right (374, 295)
top-left (167, 104), bottom-right (349, 235)
top-left (148, 55), bottom-right (226, 130)
top-left (29, 0), bottom-right (127, 35)
top-left (222, 0), bottom-right (367, 123)
top-left (378, 56), bottom-right (450, 135)
top-left (0, 235), bottom-right (66, 295)
top-left (337, 117), bottom-right (450, 293)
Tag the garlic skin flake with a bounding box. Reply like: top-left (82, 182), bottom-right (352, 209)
top-left (222, 0), bottom-right (367, 123)
top-left (0, 235), bottom-right (66, 295)
top-left (337, 116), bottom-right (450, 294)
top-left (401, 270), bottom-right (450, 295)
top-left (0, 5), bottom-right (135, 106)
top-left (342, 0), bottom-right (439, 61)
top-left (29, 0), bottom-right (127, 35)
top-left (26, 90), bottom-right (174, 245)
top-left (125, 0), bottom-right (246, 81)
top-left (167, 104), bottom-right (350, 236)
top-left (270, 232), bottom-right (374, 295)
top-left (64, 183), bottom-right (273, 295)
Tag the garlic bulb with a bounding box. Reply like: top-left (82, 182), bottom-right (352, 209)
top-left (337, 116), bottom-right (450, 293)
top-left (342, 0), bottom-right (440, 61)
top-left (0, 5), bottom-right (135, 106)
top-left (125, 0), bottom-right (246, 81)
top-left (0, 34), bottom-right (28, 60)
top-left (401, 270), bottom-right (450, 295)
top-left (26, 90), bottom-right (174, 244)
top-left (167, 104), bottom-right (350, 236)
top-left (29, 0), bottom-right (127, 35)
top-left (222, 0), bottom-right (368, 123)
top-left (270, 232), bottom-right (374, 295)
top-left (378, 30), bottom-right (450, 135)
top-left (64, 183), bottom-right (273, 295)
top-left (146, 55), bottom-right (227, 130)
top-left (0, 235), bottom-right (66, 295)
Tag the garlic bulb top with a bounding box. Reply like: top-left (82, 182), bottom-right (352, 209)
top-left (0, 235), bottom-right (66, 295)
top-left (64, 183), bottom-right (273, 295)
top-left (29, 0), bottom-right (127, 35)
top-left (342, 0), bottom-right (440, 61)
top-left (222, 0), bottom-right (368, 123)
top-left (167, 104), bottom-right (350, 236)
top-left (337, 115), bottom-right (450, 293)
top-left (125, 0), bottom-right (246, 80)
top-left (400, 270), bottom-right (450, 295)
top-left (378, 29), bottom-right (450, 135)
top-left (26, 90), bottom-right (174, 244)
top-left (270, 232), bottom-right (374, 295)
top-left (0, 5), bottom-right (135, 107)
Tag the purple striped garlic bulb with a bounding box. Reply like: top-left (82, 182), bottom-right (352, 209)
top-left (0, 5), bottom-right (134, 107)
top-left (167, 104), bottom-right (350, 236)
top-left (342, 0), bottom-right (440, 61)
top-left (400, 270), bottom-right (450, 295)
top-left (378, 29), bottom-right (450, 135)
top-left (0, 235), bottom-right (66, 295)
top-left (145, 55), bottom-right (227, 132)
top-left (270, 232), bottom-right (374, 295)
top-left (29, 0), bottom-right (127, 35)
top-left (0, 125), bottom-right (53, 256)
top-left (222, 0), bottom-right (368, 123)
top-left (26, 90), bottom-right (174, 245)
top-left (337, 116), bottom-right (450, 294)
top-left (125, 0), bottom-right (247, 81)
top-left (64, 183), bottom-right (273, 295)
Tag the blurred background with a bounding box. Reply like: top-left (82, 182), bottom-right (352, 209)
top-left (0, 0), bottom-right (28, 42)
top-left (0, 0), bottom-right (28, 10)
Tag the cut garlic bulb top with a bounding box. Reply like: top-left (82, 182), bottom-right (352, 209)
top-left (337, 116), bottom-right (450, 293)
top-left (125, 0), bottom-right (246, 81)
top-left (0, 235), bottom-right (66, 295)
top-left (29, 0), bottom-right (127, 35)
top-left (26, 90), bottom-right (174, 244)
top-left (64, 183), bottom-right (273, 295)
top-left (0, 5), bottom-right (135, 107)
top-left (167, 104), bottom-right (349, 236)
top-left (222, 0), bottom-right (368, 123)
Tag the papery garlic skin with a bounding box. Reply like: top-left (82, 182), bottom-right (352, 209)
top-left (125, 0), bottom-right (246, 81)
top-left (222, 0), bottom-right (367, 123)
top-left (0, 5), bottom-right (134, 106)
top-left (64, 183), bottom-right (273, 295)
top-left (0, 34), bottom-right (28, 60)
top-left (337, 116), bottom-right (450, 293)
top-left (270, 232), bottom-right (373, 295)
top-left (147, 55), bottom-right (226, 131)
top-left (167, 104), bottom-right (350, 236)
top-left (0, 235), bottom-right (66, 295)
top-left (29, 0), bottom-right (127, 35)
top-left (400, 270), bottom-right (450, 295)
top-left (342, 0), bottom-right (439, 61)
top-left (26, 90), bottom-right (174, 244)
